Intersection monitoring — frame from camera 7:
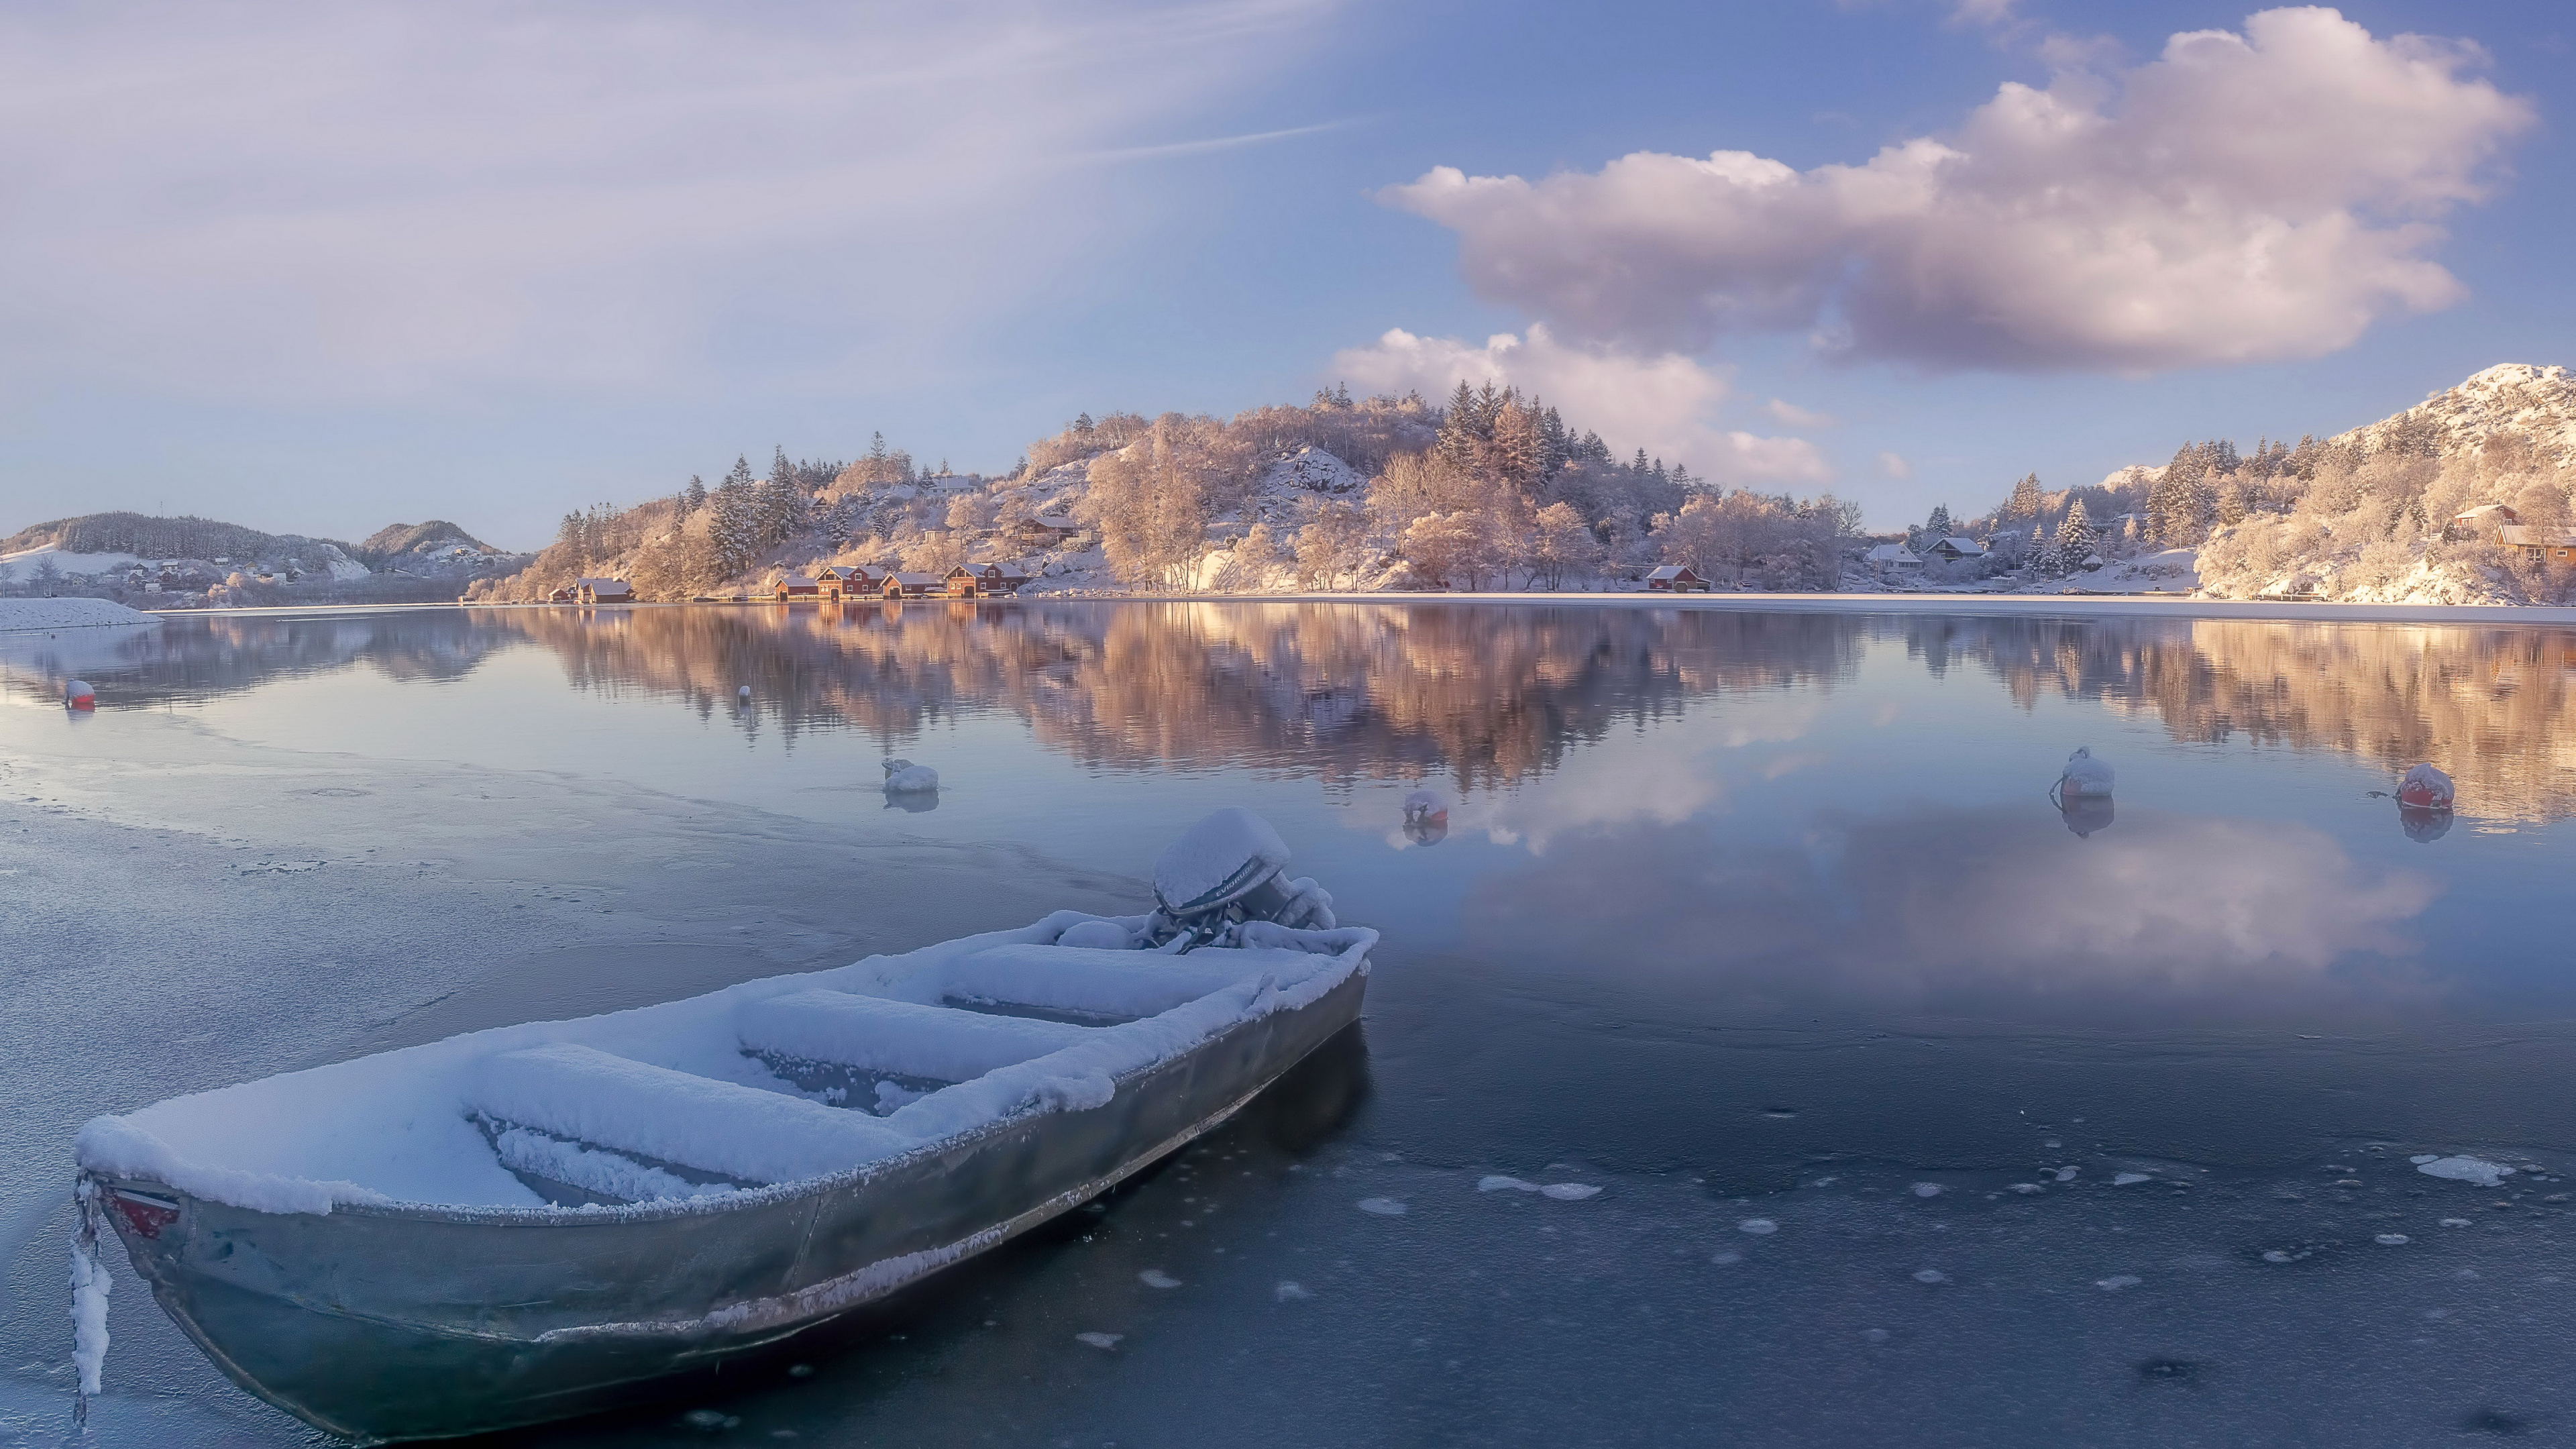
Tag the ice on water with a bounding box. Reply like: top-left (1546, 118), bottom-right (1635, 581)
top-left (2416, 1155), bottom-right (2514, 1188)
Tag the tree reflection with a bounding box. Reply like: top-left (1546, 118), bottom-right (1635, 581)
top-left (19, 606), bottom-right (2572, 830)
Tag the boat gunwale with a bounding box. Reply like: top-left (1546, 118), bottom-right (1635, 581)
top-left (95, 929), bottom-right (1377, 1231)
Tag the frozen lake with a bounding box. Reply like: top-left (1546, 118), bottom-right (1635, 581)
top-left (7, 600), bottom-right (2576, 1446)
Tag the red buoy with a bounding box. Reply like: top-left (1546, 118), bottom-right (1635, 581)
top-left (64, 679), bottom-right (95, 710)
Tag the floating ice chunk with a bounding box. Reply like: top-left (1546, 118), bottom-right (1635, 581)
top-left (2410, 1153), bottom-right (2438, 1164)
top-left (881, 759), bottom-right (940, 794)
top-left (1863, 1328), bottom-right (1890, 1344)
top-left (1356, 1197), bottom-right (1406, 1216)
top-left (2053, 1167), bottom-right (2078, 1182)
top-left (1737, 1218), bottom-right (1779, 1235)
top-left (1913, 1269), bottom-right (1947, 1284)
top-left (1479, 1175), bottom-right (1537, 1193)
top-left (871, 1080), bottom-right (924, 1113)
top-left (1710, 1250), bottom-right (1742, 1265)
top-left (2440, 1218), bottom-right (2472, 1228)
top-left (2375, 1234), bottom-right (2412, 1246)
top-left (2416, 1156), bottom-right (2512, 1187)
top-left (2113, 1173), bottom-right (2151, 1186)
top-left (2008, 1183), bottom-right (2044, 1195)
top-left (1138, 1269), bottom-right (1182, 1289)
top-left (681, 1408), bottom-right (741, 1430)
top-left (1275, 1281), bottom-right (1311, 1302)
top-left (2095, 1275), bottom-right (2142, 1291)
top-left (1540, 1183), bottom-right (1601, 1201)
top-left (1911, 1182), bottom-right (1942, 1198)
top-left (1075, 1332), bottom-right (1122, 1350)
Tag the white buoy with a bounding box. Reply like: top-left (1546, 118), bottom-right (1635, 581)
top-left (2396, 762), bottom-right (2454, 810)
top-left (736, 685), bottom-right (751, 703)
top-left (881, 758), bottom-right (940, 794)
top-left (2057, 747), bottom-right (2114, 798)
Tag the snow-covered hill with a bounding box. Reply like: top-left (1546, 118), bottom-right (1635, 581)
top-left (2328, 364), bottom-right (2576, 471)
top-left (2191, 364), bottom-right (2576, 604)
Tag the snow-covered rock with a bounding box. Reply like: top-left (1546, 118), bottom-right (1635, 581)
top-left (1258, 446), bottom-right (1362, 496)
top-left (881, 759), bottom-right (940, 794)
top-left (2059, 747), bottom-right (2114, 798)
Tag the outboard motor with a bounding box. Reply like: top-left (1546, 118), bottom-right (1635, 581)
top-left (1145, 808), bottom-right (1334, 950)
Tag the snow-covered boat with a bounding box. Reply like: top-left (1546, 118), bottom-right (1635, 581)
top-left (75, 808), bottom-right (1373, 1444)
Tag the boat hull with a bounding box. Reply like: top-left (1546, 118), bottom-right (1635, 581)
top-left (95, 969), bottom-right (1366, 1444)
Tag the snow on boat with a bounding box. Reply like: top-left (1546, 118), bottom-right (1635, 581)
top-left (75, 808), bottom-right (1373, 1444)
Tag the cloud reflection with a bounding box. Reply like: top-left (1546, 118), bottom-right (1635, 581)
top-left (1464, 804), bottom-right (2440, 1006)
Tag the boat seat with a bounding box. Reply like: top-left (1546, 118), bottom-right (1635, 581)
top-left (931, 943), bottom-right (1313, 1020)
top-left (466, 1042), bottom-right (908, 1185)
top-left (737, 990), bottom-right (1095, 1082)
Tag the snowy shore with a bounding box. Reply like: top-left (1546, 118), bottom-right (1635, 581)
top-left (160, 591), bottom-right (2576, 629)
top-left (0, 598), bottom-right (160, 631)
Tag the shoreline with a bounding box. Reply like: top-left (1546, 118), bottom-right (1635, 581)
top-left (138, 592), bottom-right (2576, 627)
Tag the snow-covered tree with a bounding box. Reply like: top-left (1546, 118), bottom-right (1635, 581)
top-left (2055, 500), bottom-right (2098, 570)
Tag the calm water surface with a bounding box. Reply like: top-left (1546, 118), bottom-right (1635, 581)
top-left (5, 601), bottom-right (2576, 1446)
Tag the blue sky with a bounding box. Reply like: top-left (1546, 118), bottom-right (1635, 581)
top-left (1, 0), bottom-right (2567, 547)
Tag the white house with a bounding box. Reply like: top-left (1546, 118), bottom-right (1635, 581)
top-left (1863, 543), bottom-right (1922, 578)
top-left (1925, 536), bottom-right (1988, 563)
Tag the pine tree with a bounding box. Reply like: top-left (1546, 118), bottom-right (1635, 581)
top-left (2055, 500), bottom-right (2098, 570)
top-left (1537, 406), bottom-right (1570, 477)
top-left (708, 464), bottom-right (759, 578)
top-left (2006, 472), bottom-right (2042, 523)
top-left (1438, 382), bottom-right (1481, 468)
top-left (1631, 448), bottom-right (1651, 475)
top-left (1074, 413), bottom-right (1095, 435)
top-left (1333, 381), bottom-right (1352, 408)
top-left (681, 475), bottom-right (706, 517)
top-left (1925, 504), bottom-right (1952, 541)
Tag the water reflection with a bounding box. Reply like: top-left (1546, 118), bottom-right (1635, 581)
top-left (12, 605), bottom-right (2574, 830)
top-left (2057, 792), bottom-right (2114, 838)
top-left (1950, 617), bottom-right (2576, 823)
top-left (1461, 805), bottom-right (2442, 1016)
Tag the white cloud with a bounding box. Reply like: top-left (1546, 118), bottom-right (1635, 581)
top-left (1379, 7), bottom-right (2534, 373)
top-left (0, 0), bottom-right (1332, 400)
top-left (1332, 324), bottom-right (1826, 483)
top-left (1877, 451), bottom-right (1913, 479)
top-left (1765, 398), bottom-right (1836, 429)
